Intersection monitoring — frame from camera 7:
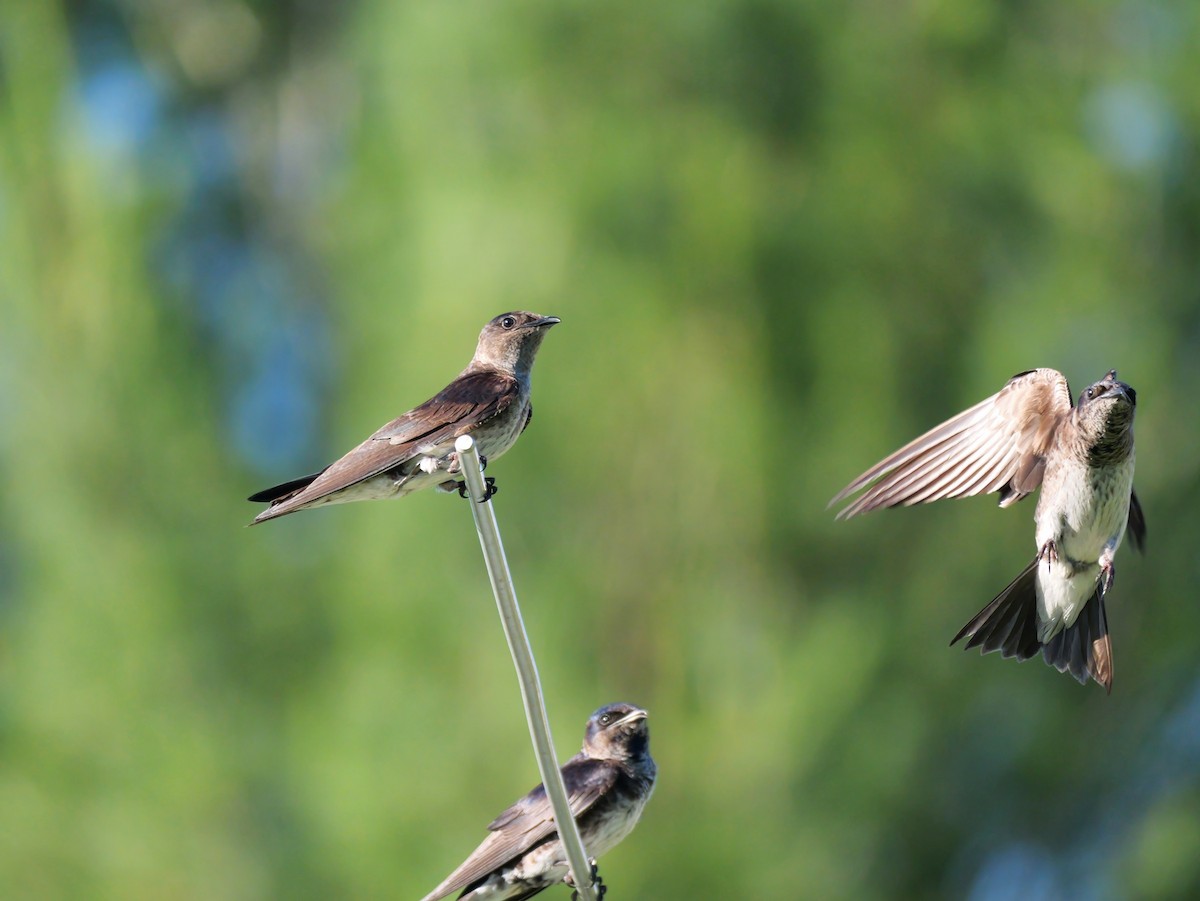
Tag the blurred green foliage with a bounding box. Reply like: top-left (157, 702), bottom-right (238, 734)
top-left (2, 0), bottom-right (1200, 898)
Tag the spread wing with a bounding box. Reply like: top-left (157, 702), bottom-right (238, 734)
top-left (830, 368), bottom-right (1074, 519)
top-left (419, 756), bottom-right (618, 901)
top-left (249, 369), bottom-right (520, 521)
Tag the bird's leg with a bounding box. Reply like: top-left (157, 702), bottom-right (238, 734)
top-left (1037, 539), bottom-right (1058, 571)
top-left (1098, 545), bottom-right (1117, 597)
top-left (569, 863), bottom-right (604, 901)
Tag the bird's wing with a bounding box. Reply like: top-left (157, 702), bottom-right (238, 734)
top-left (368, 368), bottom-right (522, 452)
top-left (831, 368), bottom-right (1073, 518)
top-left (251, 369), bottom-right (521, 518)
top-left (419, 757), bottom-right (617, 901)
top-left (1126, 490), bottom-right (1146, 553)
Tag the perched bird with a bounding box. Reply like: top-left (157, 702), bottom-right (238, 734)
top-left (248, 311), bottom-right (559, 524)
top-left (831, 369), bottom-right (1144, 692)
top-left (421, 703), bottom-right (657, 901)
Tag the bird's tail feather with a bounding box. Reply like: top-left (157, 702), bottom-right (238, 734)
top-left (247, 470), bottom-right (327, 524)
top-left (1041, 589), bottom-right (1112, 693)
top-left (950, 560), bottom-right (1041, 660)
top-left (247, 471), bottom-right (323, 504)
top-left (450, 882), bottom-right (549, 901)
top-left (951, 559), bottom-right (1113, 692)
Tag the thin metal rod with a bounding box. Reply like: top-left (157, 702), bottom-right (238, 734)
top-left (454, 436), bottom-right (597, 901)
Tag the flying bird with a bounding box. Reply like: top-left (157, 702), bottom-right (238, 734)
top-left (248, 311), bottom-right (559, 524)
top-left (831, 368), bottom-right (1144, 692)
top-left (420, 703), bottom-right (657, 901)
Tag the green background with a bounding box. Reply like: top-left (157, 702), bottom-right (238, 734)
top-left (3, 1), bottom-right (1199, 898)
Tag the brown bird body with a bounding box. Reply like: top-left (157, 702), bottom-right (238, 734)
top-left (421, 704), bottom-right (656, 901)
top-left (831, 369), bottom-right (1144, 691)
top-left (248, 312), bottom-right (559, 524)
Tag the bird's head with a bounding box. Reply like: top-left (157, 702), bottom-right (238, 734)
top-left (582, 703), bottom-right (650, 762)
top-left (473, 311), bottom-right (560, 375)
top-left (1076, 369), bottom-right (1137, 451)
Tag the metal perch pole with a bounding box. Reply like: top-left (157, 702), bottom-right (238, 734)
top-left (454, 435), bottom-right (598, 901)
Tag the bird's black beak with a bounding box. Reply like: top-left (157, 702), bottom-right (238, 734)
top-left (528, 316), bottom-right (561, 329)
top-left (1100, 372), bottom-right (1135, 405)
top-left (614, 709), bottom-right (648, 728)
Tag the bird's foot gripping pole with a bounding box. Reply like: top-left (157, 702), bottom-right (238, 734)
top-left (456, 454), bottom-right (495, 502)
top-left (457, 476), bottom-right (496, 502)
top-left (570, 863), bottom-right (605, 901)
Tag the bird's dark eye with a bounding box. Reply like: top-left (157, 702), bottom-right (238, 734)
top-left (501, 316), bottom-right (516, 329)
top-left (599, 713), bottom-right (612, 726)
top-left (1085, 387), bottom-right (1096, 400)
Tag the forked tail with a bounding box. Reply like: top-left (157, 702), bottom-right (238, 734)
top-left (951, 559), bottom-right (1113, 693)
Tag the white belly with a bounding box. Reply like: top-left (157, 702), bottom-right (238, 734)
top-left (1033, 453), bottom-right (1134, 638)
top-left (1035, 560), bottom-right (1101, 640)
